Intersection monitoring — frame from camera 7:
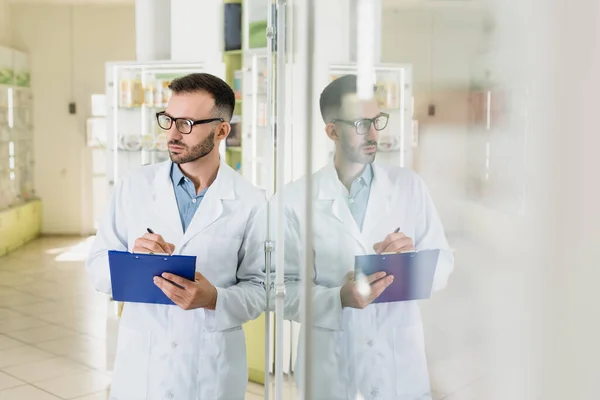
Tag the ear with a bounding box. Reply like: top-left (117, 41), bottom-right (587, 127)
top-left (216, 122), bottom-right (231, 141)
top-left (325, 123), bottom-right (340, 142)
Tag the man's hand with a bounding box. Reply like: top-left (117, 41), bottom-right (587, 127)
top-left (133, 233), bottom-right (175, 255)
top-left (340, 271), bottom-right (394, 309)
top-left (373, 231), bottom-right (415, 254)
top-left (154, 271), bottom-right (218, 311)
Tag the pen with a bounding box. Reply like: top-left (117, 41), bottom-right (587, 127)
top-left (145, 228), bottom-right (169, 255)
top-left (382, 227), bottom-right (415, 255)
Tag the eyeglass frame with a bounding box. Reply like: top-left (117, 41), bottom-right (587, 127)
top-left (156, 111), bottom-right (225, 134)
top-left (330, 112), bottom-right (390, 135)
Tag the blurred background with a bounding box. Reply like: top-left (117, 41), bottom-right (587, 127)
top-left (0, 0), bottom-right (598, 399)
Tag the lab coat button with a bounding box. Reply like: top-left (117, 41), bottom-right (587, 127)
top-left (367, 340), bottom-right (374, 347)
top-left (371, 388), bottom-right (379, 397)
top-left (171, 342), bottom-right (178, 349)
top-left (166, 392), bottom-right (174, 399)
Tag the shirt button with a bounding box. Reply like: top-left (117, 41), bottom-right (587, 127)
top-left (367, 340), bottom-right (373, 347)
top-left (171, 342), bottom-right (178, 349)
top-left (349, 198), bottom-right (355, 204)
top-left (192, 198), bottom-right (197, 203)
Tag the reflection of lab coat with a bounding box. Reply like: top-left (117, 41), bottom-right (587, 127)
top-left (86, 159), bottom-right (266, 400)
top-left (275, 161), bottom-right (454, 400)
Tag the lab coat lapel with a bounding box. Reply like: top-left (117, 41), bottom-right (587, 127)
top-left (179, 159), bottom-right (235, 248)
top-left (151, 162), bottom-right (184, 240)
top-left (318, 163), bottom-right (369, 253)
top-left (362, 163), bottom-right (393, 243)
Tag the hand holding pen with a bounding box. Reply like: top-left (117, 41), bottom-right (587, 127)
top-left (131, 228), bottom-right (175, 255)
top-left (373, 227), bottom-right (415, 255)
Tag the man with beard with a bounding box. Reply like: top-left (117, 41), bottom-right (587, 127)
top-left (272, 74), bottom-right (454, 399)
top-left (86, 73), bottom-right (266, 400)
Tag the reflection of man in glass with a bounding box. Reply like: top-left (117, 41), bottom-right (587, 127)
top-left (277, 75), bottom-right (454, 399)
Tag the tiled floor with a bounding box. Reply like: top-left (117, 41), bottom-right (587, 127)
top-left (0, 236), bottom-right (486, 399)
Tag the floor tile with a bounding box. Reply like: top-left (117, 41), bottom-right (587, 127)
top-left (73, 391), bottom-right (110, 400)
top-left (67, 346), bottom-right (108, 371)
top-left (35, 335), bottom-right (102, 357)
top-left (5, 325), bottom-right (78, 344)
top-left (37, 308), bottom-right (96, 324)
top-left (61, 317), bottom-right (106, 339)
top-left (0, 385), bottom-right (61, 400)
top-left (0, 371), bottom-right (25, 391)
top-left (0, 315), bottom-right (50, 334)
top-left (0, 308), bottom-right (24, 322)
top-left (0, 335), bottom-right (24, 351)
top-left (0, 346), bottom-right (55, 369)
top-left (10, 302), bottom-right (69, 318)
top-left (0, 272), bottom-right (38, 288)
top-left (3, 357), bottom-right (91, 384)
top-left (34, 370), bottom-right (112, 399)
top-left (0, 292), bottom-right (48, 307)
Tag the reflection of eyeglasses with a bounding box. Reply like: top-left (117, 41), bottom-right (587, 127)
top-left (156, 112), bottom-right (224, 134)
top-left (331, 113), bottom-right (390, 135)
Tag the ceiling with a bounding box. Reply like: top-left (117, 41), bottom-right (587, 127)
top-left (7, 0), bottom-right (479, 10)
top-left (8, 0), bottom-right (133, 4)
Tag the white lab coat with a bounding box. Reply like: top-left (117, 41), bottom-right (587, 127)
top-left (86, 159), bottom-right (266, 400)
top-left (273, 161), bottom-right (454, 400)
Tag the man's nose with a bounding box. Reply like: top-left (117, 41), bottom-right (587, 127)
top-left (366, 123), bottom-right (378, 140)
top-left (167, 123), bottom-right (183, 141)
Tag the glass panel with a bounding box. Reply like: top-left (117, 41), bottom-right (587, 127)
top-left (265, 0), bottom-right (532, 399)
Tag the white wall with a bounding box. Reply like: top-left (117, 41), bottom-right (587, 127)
top-left (0, 0), bottom-right (9, 47)
top-left (381, 6), bottom-right (488, 234)
top-left (10, 3), bottom-right (135, 235)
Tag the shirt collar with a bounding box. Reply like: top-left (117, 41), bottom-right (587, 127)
top-left (170, 163), bottom-right (187, 186)
top-left (356, 163), bottom-right (374, 187)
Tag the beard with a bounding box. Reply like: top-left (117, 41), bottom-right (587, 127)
top-left (169, 129), bottom-right (216, 164)
top-left (340, 136), bottom-right (378, 165)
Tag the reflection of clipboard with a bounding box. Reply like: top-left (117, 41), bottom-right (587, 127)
top-left (355, 250), bottom-right (440, 303)
top-left (108, 251), bottom-right (196, 305)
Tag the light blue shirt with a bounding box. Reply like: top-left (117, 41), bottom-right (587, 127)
top-left (171, 164), bottom-right (208, 233)
top-left (343, 164), bottom-right (374, 231)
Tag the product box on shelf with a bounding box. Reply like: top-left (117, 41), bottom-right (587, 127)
top-left (234, 70), bottom-right (242, 100)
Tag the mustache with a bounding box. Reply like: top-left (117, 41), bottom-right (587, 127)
top-left (168, 140), bottom-right (186, 147)
top-left (362, 141), bottom-right (378, 147)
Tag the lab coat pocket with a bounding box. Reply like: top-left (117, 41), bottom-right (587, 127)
top-left (296, 327), bottom-right (348, 400)
top-left (197, 326), bottom-right (246, 400)
top-left (110, 325), bottom-right (151, 400)
top-left (198, 235), bottom-right (243, 284)
top-left (392, 325), bottom-right (431, 399)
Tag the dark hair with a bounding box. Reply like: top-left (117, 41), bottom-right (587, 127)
top-left (169, 73), bottom-right (235, 121)
top-left (319, 74), bottom-right (358, 123)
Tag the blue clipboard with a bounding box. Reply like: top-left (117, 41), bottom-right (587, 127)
top-left (354, 250), bottom-right (440, 303)
top-left (108, 250), bottom-right (197, 305)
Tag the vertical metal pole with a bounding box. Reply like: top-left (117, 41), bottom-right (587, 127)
top-left (275, 1), bottom-right (287, 399)
top-left (301, 0), bottom-right (315, 398)
top-left (264, 1), bottom-right (276, 398)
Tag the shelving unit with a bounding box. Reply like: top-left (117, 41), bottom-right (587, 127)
top-left (0, 47), bottom-right (39, 257)
top-left (104, 61), bottom-right (206, 185)
top-left (223, 0), bottom-right (272, 385)
top-left (329, 63), bottom-right (415, 169)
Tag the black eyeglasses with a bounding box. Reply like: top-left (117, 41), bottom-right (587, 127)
top-left (156, 112), bottom-right (224, 134)
top-left (331, 112), bottom-right (390, 135)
